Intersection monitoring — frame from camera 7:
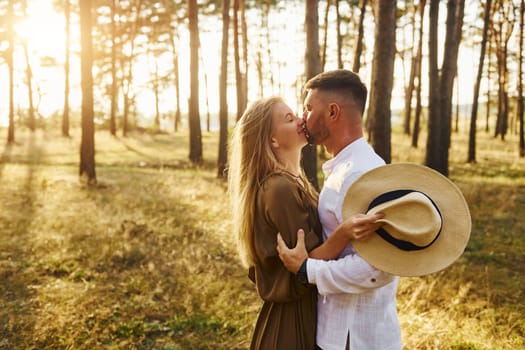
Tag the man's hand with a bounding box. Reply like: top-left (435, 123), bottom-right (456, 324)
top-left (276, 229), bottom-right (308, 273)
top-left (343, 212), bottom-right (385, 241)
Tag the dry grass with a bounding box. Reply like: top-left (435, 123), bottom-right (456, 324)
top-left (0, 126), bottom-right (524, 349)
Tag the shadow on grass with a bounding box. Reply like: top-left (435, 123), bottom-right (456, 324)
top-left (0, 165), bottom-right (253, 349)
top-left (0, 132), bottom-right (42, 348)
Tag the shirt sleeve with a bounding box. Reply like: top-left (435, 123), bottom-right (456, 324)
top-left (252, 175), bottom-right (320, 303)
top-left (306, 253), bottom-right (396, 295)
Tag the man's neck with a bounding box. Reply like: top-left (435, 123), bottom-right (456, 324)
top-left (326, 133), bottom-right (363, 157)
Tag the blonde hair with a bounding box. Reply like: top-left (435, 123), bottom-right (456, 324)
top-left (228, 96), bottom-right (316, 267)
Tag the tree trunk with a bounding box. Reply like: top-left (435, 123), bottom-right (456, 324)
top-left (167, 27), bottom-right (181, 132)
top-left (303, 0), bottom-right (321, 191)
top-left (367, 0), bottom-right (397, 163)
top-left (197, 40), bottom-right (211, 132)
top-left (518, 0), bottom-right (525, 157)
top-left (403, 0), bottom-right (423, 136)
top-left (264, 1), bottom-right (275, 93)
top-left (79, 0), bottom-right (97, 185)
top-left (495, 45), bottom-right (509, 140)
top-left (22, 42), bottom-right (35, 131)
top-left (110, 0), bottom-right (118, 136)
top-left (425, 0), bottom-right (464, 176)
top-left (321, 0), bottom-right (330, 71)
top-left (425, 0), bottom-right (442, 171)
top-left (153, 60), bottom-right (160, 132)
top-left (21, 0), bottom-right (35, 132)
top-left (492, 1), bottom-right (514, 141)
top-left (233, 0), bottom-right (242, 121)
top-left (411, 0), bottom-right (425, 148)
top-left (240, 0), bottom-right (248, 114)
top-left (121, 0), bottom-right (143, 137)
top-left (188, 0), bottom-right (202, 164)
top-left (7, 0), bottom-right (15, 144)
top-left (335, 0), bottom-right (343, 68)
top-left (438, 0), bottom-right (464, 174)
top-left (486, 36), bottom-right (492, 133)
top-left (62, 0), bottom-right (71, 137)
top-left (173, 54), bottom-right (181, 132)
top-left (468, 0), bottom-right (492, 163)
top-left (352, 0), bottom-right (367, 73)
top-left (455, 73), bottom-right (460, 133)
top-left (218, 0), bottom-right (230, 178)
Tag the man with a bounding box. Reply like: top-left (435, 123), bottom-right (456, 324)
top-left (277, 69), bottom-right (402, 350)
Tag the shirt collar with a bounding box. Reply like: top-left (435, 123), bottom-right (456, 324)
top-left (322, 137), bottom-right (366, 176)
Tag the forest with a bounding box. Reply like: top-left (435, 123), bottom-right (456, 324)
top-left (0, 0), bottom-right (524, 349)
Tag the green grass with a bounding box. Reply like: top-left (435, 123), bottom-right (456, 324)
top-left (0, 126), bottom-right (524, 349)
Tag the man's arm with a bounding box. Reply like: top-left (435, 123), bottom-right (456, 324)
top-left (277, 213), bottom-right (395, 294)
top-left (306, 254), bottom-right (396, 295)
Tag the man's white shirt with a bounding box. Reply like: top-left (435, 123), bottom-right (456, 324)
top-left (307, 137), bottom-right (402, 350)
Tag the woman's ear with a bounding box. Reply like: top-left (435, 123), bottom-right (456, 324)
top-left (270, 136), bottom-right (279, 148)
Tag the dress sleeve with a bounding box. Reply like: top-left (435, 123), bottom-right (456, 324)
top-left (252, 175), bottom-right (320, 303)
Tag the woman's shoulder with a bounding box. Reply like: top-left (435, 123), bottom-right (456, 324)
top-left (257, 173), bottom-right (303, 204)
top-left (259, 172), bottom-right (299, 193)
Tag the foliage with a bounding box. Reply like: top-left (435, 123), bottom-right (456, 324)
top-left (0, 128), bottom-right (524, 349)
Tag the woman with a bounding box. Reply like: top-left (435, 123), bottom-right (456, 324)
top-left (228, 97), bottom-right (381, 349)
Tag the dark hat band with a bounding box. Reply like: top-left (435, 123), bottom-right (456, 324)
top-left (367, 190), bottom-right (443, 251)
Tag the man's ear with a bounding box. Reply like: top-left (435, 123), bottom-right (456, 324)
top-left (328, 103), bottom-right (340, 119)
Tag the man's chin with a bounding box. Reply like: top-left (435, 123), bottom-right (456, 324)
top-left (305, 136), bottom-right (320, 146)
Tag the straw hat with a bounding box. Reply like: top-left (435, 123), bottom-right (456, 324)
top-left (343, 163), bottom-right (471, 277)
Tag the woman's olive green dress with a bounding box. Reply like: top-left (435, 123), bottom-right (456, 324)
top-left (249, 173), bottom-right (323, 350)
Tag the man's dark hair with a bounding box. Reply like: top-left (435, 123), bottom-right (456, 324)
top-left (304, 69), bottom-right (367, 114)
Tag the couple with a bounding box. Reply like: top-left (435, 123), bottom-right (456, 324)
top-left (228, 69), bottom-right (402, 350)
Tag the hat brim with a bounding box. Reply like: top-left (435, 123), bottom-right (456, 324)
top-left (343, 163), bottom-right (471, 277)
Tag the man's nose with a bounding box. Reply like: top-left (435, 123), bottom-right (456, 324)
top-left (299, 113), bottom-right (308, 124)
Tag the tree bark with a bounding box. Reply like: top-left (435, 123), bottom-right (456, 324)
top-left (352, 0), bottom-right (367, 73)
top-left (188, 0), bottom-right (202, 163)
top-left (240, 0), bottom-right (248, 114)
top-left (7, 0), bottom-right (15, 144)
top-left (438, 0), bottom-right (464, 172)
top-left (403, 0), bottom-right (423, 136)
top-left (22, 0), bottom-right (35, 132)
top-left (518, 0), bottom-right (525, 157)
top-left (233, 0), bottom-right (243, 121)
top-left (109, 0), bottom-right (118, 136)
top-left (425, 0), bottom-right (464, 176)
top-left (218, 0), bottom-right (230, 178)
top-left (492, 1), bottom-right (514, 140)
top-left (303, 0), bottom-right (321, 190)
top-left (321, 0), bottom-right (330, 71)
top-left (79, 0), bottom-right (97, 185)
top-left (121, 0), bottom-right (143, 137)
top-left (425, 0), bottom-right (442, 171)
top-left (62, 0), bottom-right (71, 137)
top-left (335, 0), bottom-right (343, 68)
top-left (486, 35), bottom-right (492, 133)
top-left (367, 0), bottom-right (397, 163)
top-left (468, 0), bottom-right (492, 163)
top-left (411, 0), bottom-right (425, 148)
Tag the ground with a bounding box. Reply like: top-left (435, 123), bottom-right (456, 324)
top-left (0, 127), bottom-right (523, 349)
